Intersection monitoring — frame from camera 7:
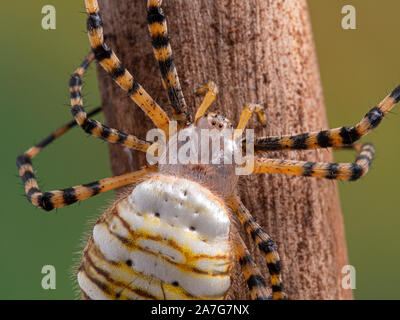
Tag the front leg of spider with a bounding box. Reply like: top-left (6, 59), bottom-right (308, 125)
top-left (253, 85), bottom-right (400, 152)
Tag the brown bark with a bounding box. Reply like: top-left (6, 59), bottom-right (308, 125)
top-left (96, 0), bottom-right (352, 299)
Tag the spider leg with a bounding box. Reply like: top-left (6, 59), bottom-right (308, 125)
top-left (251, 85), bottom-right (400, 152)
top-left (228, 197), bottom-right (285, 300)
top-left (70, 53), bottom-right (151, 152)
top-left (85, 0), bottom-right (170, 133)
top-left (25, 107), bottom-right (102, 161)
top-left (17, 106), bottom-right (102, 164)
top-left (252, 143), bottom-right (375, 181)
top-left (17, 95), bottom-right (156, 211)
top-left (194, 81), bottom-right (219, 123)
top-left (233, 234), bottom-right (269, 300)
top-left (17, 142), bottom-right (156, 211)
top-left (147, 0), bottom-right (191, 125)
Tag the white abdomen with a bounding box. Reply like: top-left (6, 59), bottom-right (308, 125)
top-left (78, 174), bottom-right (233, 300)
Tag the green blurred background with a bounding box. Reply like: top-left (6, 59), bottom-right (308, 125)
top-left (1, 0), bottom-right (399, 299)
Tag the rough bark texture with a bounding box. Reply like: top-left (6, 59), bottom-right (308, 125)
top-left (96, 0), bottom-right (353, 299)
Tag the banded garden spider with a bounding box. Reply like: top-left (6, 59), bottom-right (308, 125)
top-left (17, 0), bottom-right (400, 299)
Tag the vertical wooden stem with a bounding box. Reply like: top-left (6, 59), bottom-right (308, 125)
top-left (96, 0), bottom-right (352, 299)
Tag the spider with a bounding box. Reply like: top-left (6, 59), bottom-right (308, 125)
top-left (16, 0), bottom-right (400, 300)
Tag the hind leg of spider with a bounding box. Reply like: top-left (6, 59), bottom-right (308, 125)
top-left (147, 0), bottom-right (191, 125)
top-left (234, 235), bottom-right (269, 300)
top-left (17, 149), bottom-right (156, 211)
top-left (17, 105), bottom-right (157, 211)
top-left (22, 106), bottom-right (102, 161)
top-left (85, 0), bottom-right (170, 132)
top-left (252, 85), bottom-right (400, 152)
top-left (70, 53), bottom-right (151, 152)
top-left (228, 197), bottom-right (285, 300)
top-left (252, 143), bottom-right (375, 181)
top-left (194, 81), bottom-right (219, 123)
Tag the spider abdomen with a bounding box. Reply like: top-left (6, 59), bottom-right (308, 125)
top-left (78, 174), bottom-right (233, 300)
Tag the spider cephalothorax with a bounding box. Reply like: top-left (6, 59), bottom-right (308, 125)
top-left (157, 112), bottom-right (243, 197)
top-left (17, 0), bottom-right (400, 300)
top-left (200, 113), bottom-right (233, 129)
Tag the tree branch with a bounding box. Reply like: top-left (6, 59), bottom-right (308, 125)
top-left (96, 0), bottom-right (352, 299)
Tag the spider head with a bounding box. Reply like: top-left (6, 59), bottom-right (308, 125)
top-left (196, 112), bottom-right (234, 130)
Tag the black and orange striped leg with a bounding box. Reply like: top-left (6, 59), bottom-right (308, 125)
top-left (252, 85), bottom-right (400, 152)
top-left (194, 81), bottom-right (219, 123)
top-left (17, 106), bottom-right (101, 170)
top-left (85, 0), bottom-right (170, 133)
top-left (228, 197), bottom-right (285, 300)
top-left (147, 0), bottom-right (191, 125)
top-left (70, 53), bottom-right (151, 152)
top-left (252, 143), bottom-right (375, 181)
top-left (26, 106), bottom-right (102, 158)
top-left (234, 235), bottom-right (269, 300)
top-left (16, 102), bottom-right (157, 211)
top-left (17, 149), bottom-right (156, 211)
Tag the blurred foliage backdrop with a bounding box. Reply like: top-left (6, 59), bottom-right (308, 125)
top-left (1, 0), bottom-right (399, 299)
